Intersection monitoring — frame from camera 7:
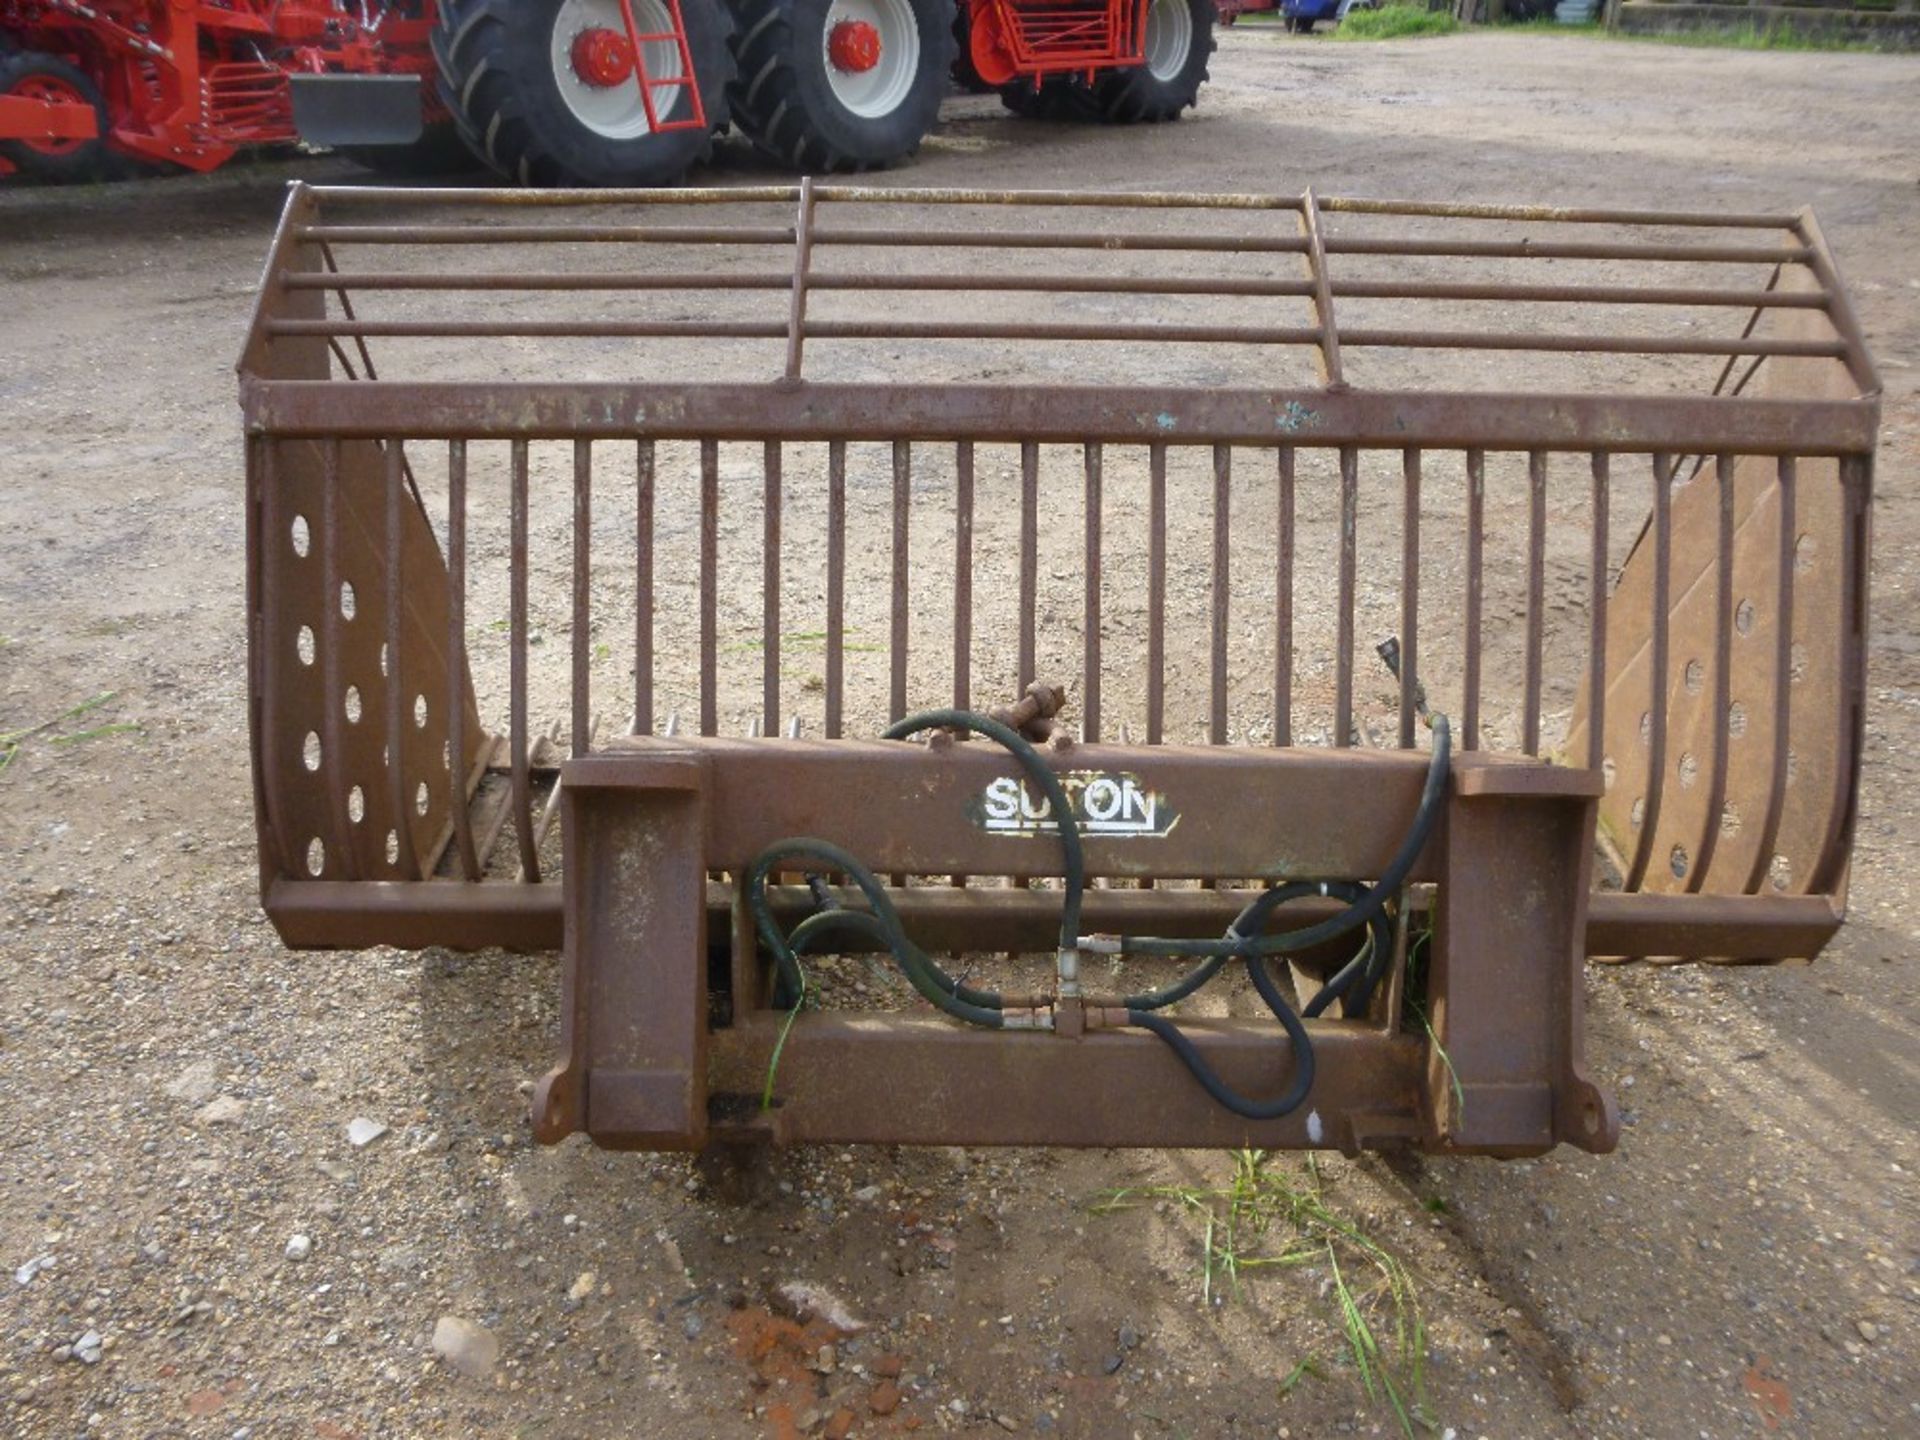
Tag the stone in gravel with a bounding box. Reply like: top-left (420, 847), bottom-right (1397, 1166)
top-left (73, 1332), bottom-right (103, 1365)
top-left (568, 1272), bottom-right (596, 1302)
top-left (432, 1315), bottom-right (499, 1378)
top-left (795, 1406), bottom-right (825, 1433)
top-left (346, 1117), bottom-right (388, 1148)
top-left (682, 1310), bottom-right (705, 1340)
top-left (775, 1280), bottom-right (867, 1333)
top-left (811, 1343), bottom-right (837, 1374)
top-left (165, 1060), bottom-right (218, 1104)
top-left (14, 1254), bottom-right (54, 1285)
top-left (194, 1095), bottom-right (245, 1126)
top-left (824, 1407), bottom-right (856, 1440)
top-left (869, 1379), bottom-right (902, 1415)
top-left (285, 1234), bottom-right (312, 1261)
top-left (1117, 1323), bottom-right (1140, 1352)
top-left (1855, 1319), bottom-right (1879, 1343)
top-left (1100, 1352), bottom-right (1125, 1376)
top-left (873, 1353), bottom-right (904, 1378)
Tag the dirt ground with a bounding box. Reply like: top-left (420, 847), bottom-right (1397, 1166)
top-left (3, 26), bottom-right (1919, 1440)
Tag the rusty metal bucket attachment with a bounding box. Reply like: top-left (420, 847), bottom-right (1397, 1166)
top-left (239, 184), bottom-right (1878, 1155)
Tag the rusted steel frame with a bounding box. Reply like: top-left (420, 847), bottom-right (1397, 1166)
top-left (1019, 441), bottom-right (1039, 692)
top-left (1622, 454), bottom-right (1674, 893)
top-left (1211, 445), bottom-right (1231, 743)
top-left (1147, 443), bottom-right (1167, 744)
top-left (1335, 446), bottom-right (1358, 747)
top-left (318, 439), bottom-right (357, 879)
top-left (254, 440), bottom-right (297, 876)
top-left (310, 183), bottom-right (805, 205)
top-left (1331, 279), bottom-right (1820, 308)
top-left (241, 383), bottom-right (1882, 455)
top-left (1463, 449), bottom-right (1484, 751)
top-left (1793, 208), bottom-right (1884, 398)
top-left (699, 440), bottom-right (720, 737)
top-left (825, 441), bottom-right (846, 738)
top-left (1334, 330), bottom-right (1843, 360)
top-left (384, 439), bottom-right (421, 880)
top-left (1084, 443), bottom-right (1103, 743)
top-left (1322, 237), bottom-right (1810, 265)
top-left (1585, 453), bottom-right (1609, 773)
top-left (237, 181), bottom-right (318, 378)
top-left (1585, 891), bottom-right (1840, 961)
top-left (244, 436), bottom-right (284, 886)
top-left (271, 318), bottom-right (792, 340)
top-left (445, 440), bottom-right (480, 879)
top-left (572, 440), bottom-right (593, 758)
top-left (1687, 455), bottom-right (1737, 891)
top-left (509, 439), bottom-right (539, 882)
top-left (891, 440), bottom-right (911, 721)
top-left (1274, 449), bottom-right (1295, 747)
top-left (285, 270), bottom-right (796, 292)
top-left (295, 223), bottom-right (796, 246)
top-left (1744, 457), bottom-right (1797, 894)
top-left (1297, 188), bottom-right (1346, 389)
top-left (633, 440), bottom-right (655, 735)
top-left (1314, 197), bottom-right (1800, 229)
top-left (1524, 451), bottom-right (1547, 756)
top-left (954, 442), bottom-right (974, 712)
top-left (783, 177), bottom-right (816, 381)
top-left (315, 241), bottom-right (382, 388)
top-left (1400, 448), bottom-right (1421, 749)
top-left (813, 185), bottom-right (1310, 210)
top-left (809, 228), bottom-right (1310, 255)
top-left (745, 444), bottom-right (783, 733)
top-left (1808, 454), bottom-right (1872, 896)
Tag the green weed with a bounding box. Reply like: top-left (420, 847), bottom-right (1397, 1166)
top-left (1338, 5), bottom-right (1460, 40)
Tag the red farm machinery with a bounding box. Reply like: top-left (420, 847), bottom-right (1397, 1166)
top-left (0, 0), bottom-right (1216, 184)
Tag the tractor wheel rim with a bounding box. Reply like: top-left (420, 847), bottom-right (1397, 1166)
top-left (1142, 0), bottom-right (1194, 83)
top-left (12, 74), bottom-right (89, 156)
top-left (821, 0), bottom-right (920, 122)
top-left (551, 0), bottom-right (684, 140)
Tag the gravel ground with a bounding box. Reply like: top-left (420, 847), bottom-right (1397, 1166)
top-left (3, 26), bottom-right (1918, 1440)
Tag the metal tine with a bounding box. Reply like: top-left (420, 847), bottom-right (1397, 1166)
top-left (1623, 454), bottom-right (1674, 894)
top-left (892, 440), bottom-right (911, 722)
top-left (319, 438), bottom-right (358, 880)
top-left (954, 441), bottom-right (974, 713)
top-left (1335, 446), bottom-right (1358, 748)
top-left (1745, 457), bottom-right (1797, 895)
top-left (1586, 452), bottom-right (1610, 774)
top-left (509, 438), bottom-right (539, 883)
top-left (446, 439), bottom-right (480, 880)
top-left (1275, 447), bottom-right (1295, 747)
top-left (1019, 441), bottom-right (1038, 692)
top-left (700, 438), bottom-right (719, 738)
top-left (1211, 444), bottom-right (1230, 744)
top-left (1084, 442), bottom-right (1103, 744)
top-left (1147, 442), bottom-right (1167, 745)
top-left (1810, 453), bottom-right (1870, 896)
top-left (1464, 448), bottom-right (1485, 751)
top-left (785, 715), bottom-right (801, 739)
top-left (826, 440), bottom-right (846, 738)
top-left (1400, 448), bottom-right (1421, 749)
top-left (1524, 450), bottom-right (1547, 756)
top-left (1690, 453), bottom-right (1737, 892)
top-left (633, 439), bottom-right (655, 736)
top-left (764, 440), bottom-right (782, 736)
top-left (384, 437), bottom-right (420, 881)
top-left (572, 439), bottom-right (591, 759)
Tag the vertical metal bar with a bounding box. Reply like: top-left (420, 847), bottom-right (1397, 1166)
top-left (1211, 444), bottom-right (1230, 744)
top-left (1689, 453), bottom-right (1737, 892)
top-left (784, 176), bottom-right (817, 381)
top-left (891, 440), bottom-right (911, 722)
top-left (446, 439), bottom-right (479, 881)
top-left (1298, 188), bottom-right (1347, 390)
top-left (1084, 442), bottom-right (1103, 742)
top-left (384, 439), bottom-right (420, 881)
top-left (1335, 445), bottom-right (1358, 748)
top-left (571, 439), bottom-right (592, 758)
top-left (699, 438), bottom-right (719, 738)
top-left (509, 439), bottom-right (539, 883)
top-left (1274, 447), bottom-right (1295, 747)
top-left (826, 439), bottom-right (846, 738)
top-left (1464, 448), bottom-right (1485, 752)
top-left (318, 438), bottom-right (356, 879)
top-left (1524, 450), bottom-right (1547, 756)
top-left (633, 439), bottom-right (655, 736)
top-left (1745, 457), bottom-right (1797, 895)
top-left (1147, 442), bottom-right (1167, 745)
top-left (954, 441), bottom-right (974, 712)
top-left (763, 440), bottom-right (782, 734)
top-left (248, 436), bottom-right (292, 879)
top-left (1623, 453), bottom-right (1673, 894)
top-left (1019, 441), bottom-right (1038, 692)
top-left (1585, 452), bottom-right (1609, 774)
top-left (1399, 447), bottom-right (1421, 749)
top-left (1809, 453), bottom-right (1870, 896)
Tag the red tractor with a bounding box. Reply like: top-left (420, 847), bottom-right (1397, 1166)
top-left (0, 0), bottom-right (1215, 185)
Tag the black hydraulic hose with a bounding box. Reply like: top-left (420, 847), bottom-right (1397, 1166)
top-left (1127, 954), bottom-right (1317, 1120)
top-left (786, 886), bottom-right (1006, 1011)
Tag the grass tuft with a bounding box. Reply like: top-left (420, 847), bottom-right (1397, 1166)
top-left (1094, 1150), bottom-right (1432, 1436)
top-left (1338, 5), bottom-right (1460, 40)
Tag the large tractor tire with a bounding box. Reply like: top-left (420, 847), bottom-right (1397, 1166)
top-left (0, 50), bottom-right (112, 183)
top-left (432, 0), bottom-right (735, 187)
top-left (1093, 0), bottom-right (1214, 124)
top-left (727, 0), bottom-right (954, 171)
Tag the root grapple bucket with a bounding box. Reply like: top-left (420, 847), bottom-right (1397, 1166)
top-left (239, 183), bottom-right (1878, 1158)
